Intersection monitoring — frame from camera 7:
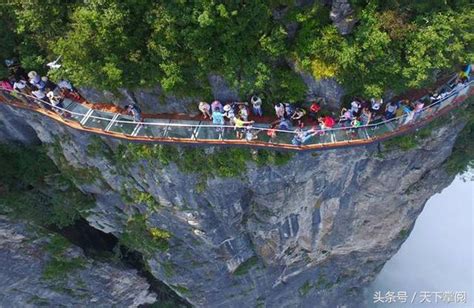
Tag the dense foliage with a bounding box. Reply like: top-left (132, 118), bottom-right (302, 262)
top-left (444, 98), bottom-right (474, 176)
top-left (114, 143), bottom-right (293, 178)
top-left (0, 144), bottom-right (94, 228)
top-left (0, 0), bottom-right (472, 101)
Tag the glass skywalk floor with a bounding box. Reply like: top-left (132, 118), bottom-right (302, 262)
top-left (0, 78), bottom-right (472, 151)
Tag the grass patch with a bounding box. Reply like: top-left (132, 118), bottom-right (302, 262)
top-left (315, 274), bottom-right (333, 289)
top-left (120, 188), bottom-right (161, 212)
top-left (132, 190), bottom-right (161, 211)
top-left (86, 135), bottom-right (113, 159)
top-left (114, 143), bottom-right (179, 167)
top-left (255, 150), bottom-right (294, 167)
top-left (233, 256), bottom-right (259, 276)
top-left (299, 280), bottom-right (313, 296)
top-left (115, 144), bottom-right (293, 179)
top-left (162, 262), bottom-right (175, 278)
top-left (50, 139), bottom-right (103, 185)
top-left (171, 284), bottom-right (190, 295)
top-left (382, 134), bottom-right (418, 151)
top-left (42, 234), bottom-right (86, 281)
top-left (443, 101), bottom-right (474, 176)
top-left (195, 176), bottom-right (208, 193)
top-left (398, 228), bottom-right (409, 240)
top-left (119, 214), bottom-right (171, 258)
top-left (42, 258), bottom-right (86, 280)
top-left (27, 295), bottom-right (50, 306)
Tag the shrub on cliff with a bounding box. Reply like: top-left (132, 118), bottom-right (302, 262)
top-left (0, 144), bottom-right (94, 228)
top-left (120, 214), bottom-right (171, 257)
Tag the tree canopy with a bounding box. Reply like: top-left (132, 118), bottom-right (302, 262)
top-left (0, 0), bottom-right (472, 101)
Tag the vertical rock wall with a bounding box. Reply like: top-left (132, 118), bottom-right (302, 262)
top-left (0, 102), bottom-right (465, 307)
top-left (0, 216), bottom-right (156, 307)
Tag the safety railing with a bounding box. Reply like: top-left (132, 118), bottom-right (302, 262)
top-left (0, 78), bottom-right (472, 151)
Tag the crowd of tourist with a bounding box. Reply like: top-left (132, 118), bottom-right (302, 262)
top-left (0, 59), bottom-right (144, 121)
top-left (196, 64), bottom-right (471, 145)
top-left (0, 59), bottom-right (471, 147)
top-left (0, 59), bottom-right (83, 117)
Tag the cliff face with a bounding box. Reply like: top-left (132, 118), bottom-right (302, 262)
top-left (0, 216), bottom-right (156, 307)
top-left (78, 70), bottom-right (345, 114)
top-left (0, 102), bottom-right (464, 307)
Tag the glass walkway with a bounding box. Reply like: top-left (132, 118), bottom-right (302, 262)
top-left (0, 79), bottom-right (472, 151)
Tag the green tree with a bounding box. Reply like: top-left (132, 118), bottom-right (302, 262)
top-left (0, 0), bottom-right (472, 102)
top-left (295, 1), bottom-right (473, 97)
top-left (402, 12), bottom-right (474, 88)
top-left (52, 0), bottom-right (158, 89)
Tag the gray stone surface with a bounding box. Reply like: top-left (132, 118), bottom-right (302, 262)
top-left (208, 74), bottom-right (240, 102)
top-left (288, 60), bottom-right (345, 109)
top-left (78, 69), bottom-right (345, 114)
top-left (0, 216), bottom-right (156, 307)
top-left (330, 0), bottom-right (358, 35)
top-left (0, 103), bottom-right (465, 307)
top-left (79, 74), bottom-right (242, 115)
top-left (0, 104), bottom-right (41, 145)
top-left (79, 86), bottom-right (199, 115)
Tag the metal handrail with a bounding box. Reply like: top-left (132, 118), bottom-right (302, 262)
top-left (0, 78), bottom-right (472, 147)
top-left (1, 81), bottom-right (471, 132)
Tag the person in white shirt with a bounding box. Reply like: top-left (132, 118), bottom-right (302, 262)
top-left (239, 104), bottom-right (248, 121)
top-left (371, 98), bottom-right (382, 113)
top-left (251, 95), bottom-right (263, 117)
top-left (198, 101), bottom-right (211, 119)
top-left (13, 79), bottom-right (28, 93)
top-left (274, 103), bottom-right (285, 119)
top-left (58, 79), bottom-right (73, 91)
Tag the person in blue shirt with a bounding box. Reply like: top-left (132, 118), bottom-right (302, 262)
top-left (292, 127), bottom-right (319, 146)
top-left (212, 109), bottom-right (224, 132)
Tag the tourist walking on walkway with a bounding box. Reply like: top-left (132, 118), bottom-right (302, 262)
top-left (350, 100), bottom-right (361, 116)
top-left (245, 126), bottom-right (261, 142)
top-left (47, 90), bottom-right (66, 116)
top-left (251, 95), bottom-right (263, 117)
top-left (274, 103), bottom-right (285, 119)
top-left (318, 115), bottom-right (335, 132)
top-left (31, 89), bottom-right (49, 109)
top-left (267, 123), bottom-right (277, 143)
top-left (28, 71), bottom-right (46, 91)
top-left (0, 79), bottom-right (13, 91)
top-left (384, 101), bottom-right (398, 120)
top-left (212, 108), bottom-right (225, 132)
top-left (234, 116), bottom-right (254, 139)
top-left (413, 101), bottom-right (424, 121)
top-left (360, 107), bottom-right (372, 125)
top-left (198, 101), bottom-right (211, 119)
top-left (223, 104), bottom-right (236, 125)
top-left (370, 98), bottom-right (382, 114)
top-left (291, 107), bottom-right (306, 128)
top-left (339, 107), bottom-right (353, 126)
top-left (292, 127), bottom-right (318, 146)
top-left (309, 100), bottom-right (321, 121)
top-left (12, 78), bottom-right (29, 94)
top-left (239, 104), bottom-right (249, 121)
top-left (211, 100), bottom-right (223, 113)
top-left (125, 104), bottom-right (143, 122)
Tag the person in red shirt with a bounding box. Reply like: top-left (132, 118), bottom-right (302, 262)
top-left (318, 115), bottom-right (335, 133)
top-left (309, 101), bottom-right (321, 121)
